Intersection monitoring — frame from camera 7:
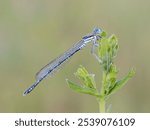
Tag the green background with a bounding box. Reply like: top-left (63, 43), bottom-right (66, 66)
top-left (0, 0), bottom-right (149, 112)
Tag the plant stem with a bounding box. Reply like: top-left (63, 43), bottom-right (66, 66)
top-left (99, 71), bottom-right (106, 113)
top-left (99, 97), bottom-right (105, 113)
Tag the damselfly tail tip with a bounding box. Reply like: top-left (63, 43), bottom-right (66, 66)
top-left (23, 90), bottom-right (29, 96)
top-left (23, 81), bottom-right (40, 96)
top-left (23, 93), bottom-right (26, 96)
top-left (22, 85), bottom-right (33, 96)
top-left (23, 87), bottom-right (34, 96)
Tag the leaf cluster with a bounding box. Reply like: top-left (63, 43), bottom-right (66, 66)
top-left (66, 31), bottom-right (135, 109)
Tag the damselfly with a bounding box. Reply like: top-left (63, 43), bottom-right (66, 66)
top-left (23, 27), bottom-right (102, 96)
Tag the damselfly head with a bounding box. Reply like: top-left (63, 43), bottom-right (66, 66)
top-left (93, 27), bottom-right (103, 35)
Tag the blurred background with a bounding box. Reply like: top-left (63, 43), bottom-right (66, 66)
top-left (0, 0), bottom-right (149, 112)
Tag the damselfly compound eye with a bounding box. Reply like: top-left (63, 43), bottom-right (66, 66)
top-left (93, 27), bottom-right (103, 35)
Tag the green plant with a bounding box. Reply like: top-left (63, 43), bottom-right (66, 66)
top-left (66, 31), bottom-right (135, 113)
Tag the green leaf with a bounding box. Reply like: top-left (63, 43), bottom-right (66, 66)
top-left (109, 35), bottom-right (117, 46)
top-left (98, 35), bottom-right (118, 68)
top-left (109, 35), bottom-right (118, 58)
top-left (75, 66), bottom-right (96, 89)
top-left (100, 31), bottom-right (107, 37)
top-left (98, 38), bottom-right (110, 58)
top-left (107, 68), bottom-right (136, 96)
top-left (66, 79), bottom-right (99, 97)
top-left (103, 64), bottom-right (118, 95)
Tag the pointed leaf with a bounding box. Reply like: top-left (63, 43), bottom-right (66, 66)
top-left (107, 68), bottom-right (135, 96)
top-left (66, 79), bottom-right (99, 97)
